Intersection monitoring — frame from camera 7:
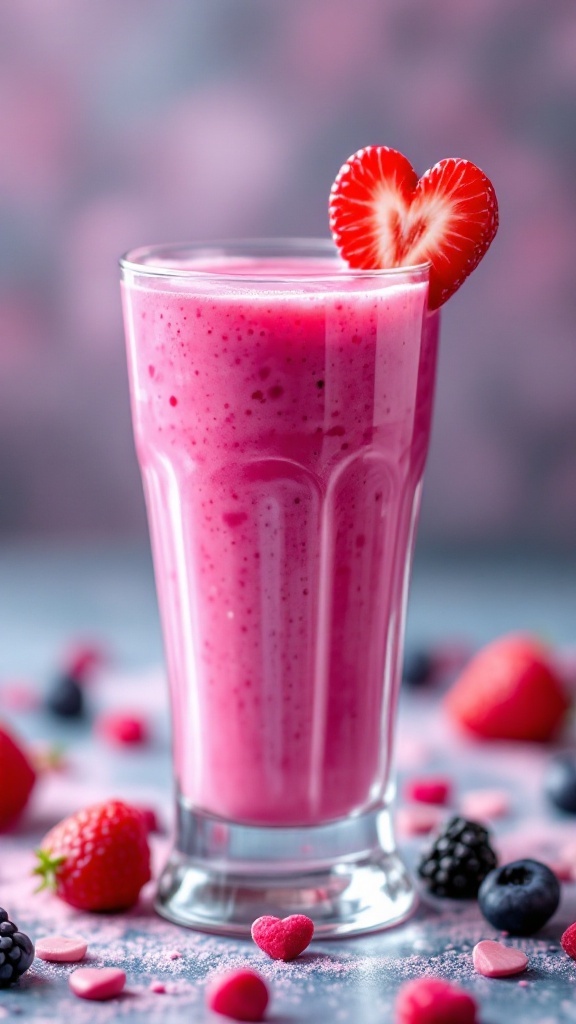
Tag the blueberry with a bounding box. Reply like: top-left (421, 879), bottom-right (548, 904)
top-left (403, 648), bottom-right (436, 687)
top-left (478, 858), bottom-right (560, 935)
top-left (545, 753), bottom-right (576, 813)
top-left (46, 674), bottom-right (84, 718)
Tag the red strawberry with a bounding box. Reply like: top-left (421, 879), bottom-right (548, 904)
top-left (34, 799), bottom-right (151, 911)
top-left (445, 634), bottom-right (570, 742)
top-left (561, 922), bottom-right (576, 961)
top-left (0, 723), bottom-right (36, 830)
top-left (396, 977), bottom-right (478, 1024)
top-left (329, 146), bottom-right (498, 308)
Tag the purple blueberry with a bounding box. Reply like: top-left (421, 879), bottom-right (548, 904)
top-left (46, 674), bottom-right (84, 718)
top-left (478, 858), bottom-right (560, 935)
top-left (545, 753), bottom-right (576, 813)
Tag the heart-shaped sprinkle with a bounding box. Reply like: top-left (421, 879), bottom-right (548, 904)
top-left (330, 146), bottom-right (498, 309)
top-left (36, 935), bottom-right (88, 962)
top-left (206, 969), bottom-right (269, 1021)
top-left (473, 939), bottom-right (528, 977)
top-left (69, 967), bottom-right (126, 1000)
top-left (251, 914), bottom-right (314, 961)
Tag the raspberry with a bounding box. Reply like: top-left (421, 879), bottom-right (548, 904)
top-left (405, 777), bottom-right (452, 805)
top-left (417, 816), bottom-right (497, 898)
top-left (395, 977), bottom-right (478, 1024)
top-left (207, 969), bottom-right (269, 1021)
top-left (561, 922), bottom-right (576, 960)
top-left (97, 712), bottom-right (149, 746)
top-left (0, 909), bottom-right (35, 987)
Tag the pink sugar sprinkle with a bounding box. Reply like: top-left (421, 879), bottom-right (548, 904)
top-left (169, 950), bottom-right (182, 960)
top-left (150, 981), bottom-right (166, 993)
top-left (518, 980), bottom-right (529, 987)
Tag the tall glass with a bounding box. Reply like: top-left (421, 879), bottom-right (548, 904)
top-left (120, 240), bottom-right (439, 936)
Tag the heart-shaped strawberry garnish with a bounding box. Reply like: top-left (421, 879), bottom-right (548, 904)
top-left (251, 914), bottom-right (314, 961)
top-left (329, 146), bottom-right (498, 309)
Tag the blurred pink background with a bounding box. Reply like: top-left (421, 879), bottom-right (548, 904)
top-left (1, 0), bottom-right (575, 548)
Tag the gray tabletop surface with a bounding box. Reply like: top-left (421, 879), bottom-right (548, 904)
top-left (1, 543), bottom-right (576, 1023)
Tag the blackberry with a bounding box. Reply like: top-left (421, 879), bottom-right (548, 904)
top-left (46, 673), bottom-right (84, 718)
top-left (402, 648), bottom-right (436, 687)
top-left (0, 909), bottom-right (34, 986)
top-left (417, 816), bottom-right (497, 898)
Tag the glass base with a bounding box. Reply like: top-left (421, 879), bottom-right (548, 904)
top-left (155, 798), bottom-right (417, 937)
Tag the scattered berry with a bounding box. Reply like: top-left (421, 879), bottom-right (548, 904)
top-left (35, 798), bottom-right (151, 911)
top-left (395, 977), bottom-right (478, 1024)
top-left (445, 634), bottom-right (570, 741)
top-left (560, 922), bottom-right (576, 960)
top-left (329, 146), bottom-right (498, 309)
top-left (35, 935), bottom-right (87, 962)
top-left (69, 967), bottom-right (126, 1001)
top-left (251, 914), bottom-right (314, 961)
top-left (0, 724), bottom-right (36, 830)
top-left (472, 939), bottom-right (528, 977)
top-left (97, 711), bottom-right (149, 746)
top-left (46, 674), bottom-right (84, 719)
top-left (405, 777), bottom-right (452, 805)
top-left (207, 969), bottom-right (269, 1021)
top-left (417, 816), bottom-right (497, 898)
top-left (544, 753), bottom-right (576, 813)
top-left (0, 909), bottom-right (35, 987)
top-left (478, 859), bottom-right (560, 935)
top-left (459, 789), bottom-right (510, 822)
top-left (403, 649), bottom-right (436, 687)
top-left (64, 643), bottom-right (105, 680)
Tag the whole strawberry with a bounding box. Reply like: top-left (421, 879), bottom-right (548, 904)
top-left (445, 634), bottom-right (570, 742)
top-left (34, 799), bottom-right (151, 911)
top-left (0, 723), bottom-right (36, 830)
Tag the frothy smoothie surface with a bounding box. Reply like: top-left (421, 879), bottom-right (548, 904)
top-left (122, 254), bottom-right (438, 826)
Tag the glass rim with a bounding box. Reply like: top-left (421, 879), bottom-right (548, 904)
top-left (119, 237), bottom-right (431, 283)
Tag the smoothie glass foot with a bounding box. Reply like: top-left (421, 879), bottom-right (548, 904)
top-left (155, 801), bottom-right (416, 937)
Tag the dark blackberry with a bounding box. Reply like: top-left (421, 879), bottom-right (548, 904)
top-left (402, 648), bottom-right (436, 687)
top-left (0, 909), bottom-right (34, 986)
top-left (46, 673), bottom-right (84, 718)
top-left (417, 816), bottom-right (498, 898)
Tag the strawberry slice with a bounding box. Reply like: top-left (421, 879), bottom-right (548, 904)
top-left (329, 146), bottom-right (498, 308)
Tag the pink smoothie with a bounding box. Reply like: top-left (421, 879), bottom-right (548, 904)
top-left (122, 251), bottom-right (438, 826)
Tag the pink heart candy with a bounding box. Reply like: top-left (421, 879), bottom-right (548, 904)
top-left (69, 967), bottom-right (126, 1000)
top-left (251, 914), bottom-right (314, 961)
top-left (36, 935), bottom-right (88, 962)
top-left (473, 939), bottom-right (528, 978)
